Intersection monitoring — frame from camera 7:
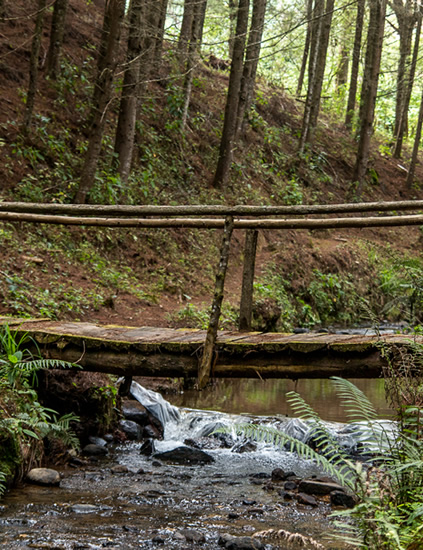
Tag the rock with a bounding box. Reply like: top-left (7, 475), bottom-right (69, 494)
top-left (232, 441), bottom-right (257, 453)
top-left (271, 468), bottom-right (285, 481)
top-left (143, 424), bottom-right (162, 439)
top-left (250, 472), bottom-right (271, 479)
top-left (284, 480), bottom-right (297, 491)
top-left (122, 401), bottom-right (149, 425)
top-left (218, 533), bottom-right (263, 549)
top-left (140, 439), bottom-right (155, 456)
top-left (152, 534), bottom-right (165, 544)
top-left (119, 419), bottom-right (143, 440)
top-left (153, 446), bottom-right (214, 465)
top-left (330, 490), bottom-right (357, 508)
top-left (242, 499), bottom-right (257, 506)
top-left (177, 529), bottom-right (206, 543)
top-left (26, 468), bottom-right (60, 487)
top-left (299, 479), bottom-right (345, 496)
top-left (82, 444), bottom-right (108, 456)
top-left (111, 465), bottom-right (129, 474)
top-left (296, 492), bottom-right (318, 507)
top-left (88, 436), bottom-right (107, 447)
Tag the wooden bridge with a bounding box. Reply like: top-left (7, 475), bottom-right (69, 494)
top-left (2, 317), bottom-right (420, 380)
top-left (2, 200), bottom-right (423, 386)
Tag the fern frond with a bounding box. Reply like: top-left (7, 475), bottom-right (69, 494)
top-left (219, 423), bottom-right (358, 490)
top-left (330, 377), bottom-right (378, 423)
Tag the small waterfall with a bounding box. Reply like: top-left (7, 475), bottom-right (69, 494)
top-left (129, 381), bottom-right (181, 431)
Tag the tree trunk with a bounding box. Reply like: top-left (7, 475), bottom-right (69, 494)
top-left (406, 84), bottom-right (423, 188)
top-left (393, 8), bottom-right (421, 158)
top-left (178, 0), bottom-right (195, 59)
top-left (46, 0), bottom-right (69, 79)
top-left (239, 229), bottom-right (258, 331)
top-left (153, 0), bottom-right (169, 68)
top-left (197, 0), bottom-right (208, 49)
top-left (213, 0), bottom-right (250, 188)
top-left (298, 0), bottom-right (324, 152)
top-left (197, 216), bottom-right (234, 389)
top-left (228, 0), bottom-right (238, 59)
top-left (296, 0), bottom-right (313, 97)
top-left (114, 0), bottom-right (144, 183)
top-left (392, 0), bottom-right (416, 144)
top-left (74, 0), bottom-right (125, 204)
top-left (236, 0), bottom-right (267, 137)
top-left (180, 0), bottom-right (203, 130)
top-left (353, 0), bottom-right (386, 187)
top-left (345, 0), bottom-right (365, 129)
top-left (22, 0), bottom-right (47, 133)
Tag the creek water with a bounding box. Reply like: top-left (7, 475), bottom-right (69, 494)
top-left (0, 378), bottom-right (391, 550)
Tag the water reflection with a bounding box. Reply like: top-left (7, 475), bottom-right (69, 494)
top-left (168, 378), bottom-right (392, 422)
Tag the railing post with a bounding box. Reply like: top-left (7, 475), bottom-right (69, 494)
top-left (239, 229), bottom-right (258, 331)
top-left (197, 215), bottom-right (234, 390)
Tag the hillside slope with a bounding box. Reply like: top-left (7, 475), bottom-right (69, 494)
top-left (1, 0), bottom-right (423, 331)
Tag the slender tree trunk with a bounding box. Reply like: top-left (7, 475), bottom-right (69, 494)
top-left (406, 83), bottom-right (423, 188)
top-left (393, 9), bottom-right (421, 158)
top-left (46, 0), bottom-right (69, 79)
top-left (354, 0), bottom-right (386, 187)
top-left (296, 0), bottom-right (313, 97)
top-left (181, 0), bottom-right (203, 130)
top-left (236, 0), bottom-right (267, 137)
top-left (22, 0), bottom-right (47, 133)
top-left (228, 0), bottom-right (238, 58)
top-left (74, 0), bottom-right (125, 204)
top-left (213, 0), bottom-right (250, 188)
top-left (392, 0), bottom-right (416, 141)
top-left (345, 0), bottom-right (365, 129)
top-left (178, 0), bottom-right (195, 58)
top-left (114, 0), bottom-right (144, 183)
top-left (153, 0), bottom-right (169, 67)
top-left (197, 0), bottom-right (208, 49)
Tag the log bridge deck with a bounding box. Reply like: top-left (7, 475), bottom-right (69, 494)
top-left (2, 318), bottom-right (420, 380)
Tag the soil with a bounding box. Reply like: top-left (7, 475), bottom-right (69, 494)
top-left (0, 0), bottom-right (423, 330)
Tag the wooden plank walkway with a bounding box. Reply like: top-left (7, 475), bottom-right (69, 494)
top-left (1, 317), bottom-right (420, 379)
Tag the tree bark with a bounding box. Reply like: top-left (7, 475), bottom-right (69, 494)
top-left (392, 0), bottom-right (416, 145)
top-left (153, 0), bottom-right (169, 68)
top-left (296, 0), bottom-right (313, 97)
top-left (178, 0), bottom-right (195, 59)
top-left (345, 0), bottom-right (365, 129)
top-left (353, 0), bottom-right (386, 187)
top-left (213, 0), bottom-right (250, 188)
top-left (197, 216), bottom-right (234, 389)
top-left (46, 0), bottom-right (69, 79)
top-left (406, 82), bottom-right (423, 188)
top-left (74, 0), bottom-right (126, 204)
top-left (239, 229), bottom-right (258, 331)
top-left (22, 0), bottom-right (47, 133)
top-left (114, 0), bottom-right (144, 183)
top-left (236, 0), bottom-right (267, 137)
top-left (393, 7), bottom-right (421, 158)
top-left (228, 0), bottom-right (238, 58)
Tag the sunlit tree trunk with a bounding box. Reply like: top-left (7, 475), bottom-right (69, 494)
top-left (393, 6), bottom-right (421, 158)
top-left (114, 0), bottom-right (144, 183)
top-left (299, 0), bottom-right (334, 152)
top-left (22, 0), bottom-right (47, 133)
top-left (46, 0), bottom-right (69, 79)
top-left (75, 0), bottom-right (125, 204)
top-left (345, 0), bottom-right (365, 129)
top-left (296, 0), bottom-right (313, 97)
top-left (236, 0), bottom-right (267, 136)
top-left (406, 81), bottom-right (423, 188)
top-left (213, 0), bottom-right (249, 188)
top-left (354, 0), bottom-right (386, 187)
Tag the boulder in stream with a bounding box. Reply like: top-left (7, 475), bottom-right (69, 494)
top-left (82, 443), bottom-right (108, 456)
top-left (26, 468), bottom-right (60, 486)
top-left (153, 445), bottom-right (214, 465)
top-left (122, 400), bottom-right (149, 425)
top-left (119, 419), bottom-right (143, 440)
top-left (218, 533), bottom-right (263, 549)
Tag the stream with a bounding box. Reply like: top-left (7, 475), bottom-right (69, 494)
top-left (0, 377), bottom-right (391, 550)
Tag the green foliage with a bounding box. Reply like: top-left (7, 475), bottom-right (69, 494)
top-left (0, 325), bottom-right (80, 497)
top-left (168, 301), bottom-right (238, 330)
top-left (218, 371), bottom-right (423, 549)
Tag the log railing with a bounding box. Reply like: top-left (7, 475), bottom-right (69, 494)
top-left (1, 200), bottom-right (423, 388)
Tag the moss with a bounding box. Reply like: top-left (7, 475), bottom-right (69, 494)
top-left (0, 433), bottom-right (22, 486)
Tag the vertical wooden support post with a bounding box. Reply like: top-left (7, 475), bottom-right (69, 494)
top-left (197, 215), bottom-right (234, 390)
top-left (239, 229), bottom-right (258, 331)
